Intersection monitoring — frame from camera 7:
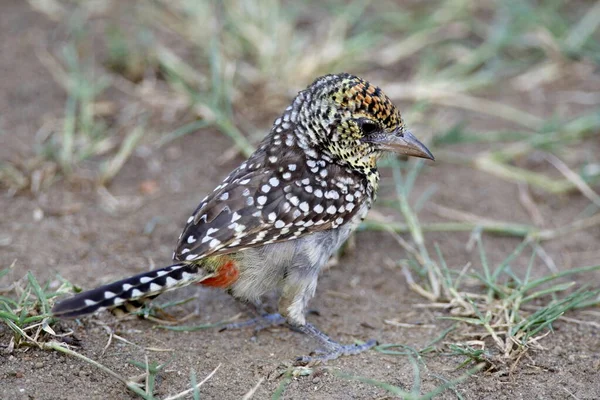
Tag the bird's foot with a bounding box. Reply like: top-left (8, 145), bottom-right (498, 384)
top-left (293, 323), bottom-right (377, 365)
top-left (294, 340), bottom-right (377, 365)
top-left (219, 312), bottom-right (286, 332)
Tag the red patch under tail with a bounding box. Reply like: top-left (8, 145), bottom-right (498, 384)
top-left (200, 260), bottom-right (239, 288)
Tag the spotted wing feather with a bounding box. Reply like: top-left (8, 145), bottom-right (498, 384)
top-left (174, 129), bottom-right (369, 262)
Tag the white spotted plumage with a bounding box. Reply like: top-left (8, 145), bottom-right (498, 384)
top-left (52, 73), bottom-right (433, 355)
top-left (172, 108), bottom-right (377, 264)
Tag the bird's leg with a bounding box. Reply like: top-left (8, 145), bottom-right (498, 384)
top-left (278, 260), bottom-right (377, 364)
top-left (219, 300), bottom-right (285, 332)
top-left (292, 322), bottom-right (377, 364)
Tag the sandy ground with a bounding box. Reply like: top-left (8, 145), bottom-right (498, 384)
top-left (1, 2), bottom-right (599, 399)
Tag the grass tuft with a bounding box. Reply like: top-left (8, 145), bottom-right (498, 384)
top-left (372, 158), bottom-right (600, 374)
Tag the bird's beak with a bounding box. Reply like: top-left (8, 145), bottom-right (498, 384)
top-left (375, 130), bottom-right (434, 160)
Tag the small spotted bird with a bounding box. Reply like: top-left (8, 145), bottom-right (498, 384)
top-left (53, 73), bottom-right (434, 362)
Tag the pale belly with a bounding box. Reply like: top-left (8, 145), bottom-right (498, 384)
top-left (228, 202), bottom-right (369, 303)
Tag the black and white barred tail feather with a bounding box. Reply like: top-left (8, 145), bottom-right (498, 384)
top-left (52, 263), bottom-right (207, 318)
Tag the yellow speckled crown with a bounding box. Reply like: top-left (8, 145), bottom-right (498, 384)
top-left (284, 73), bottom-right (404, 178)
top-left (305, 73), bottom-right (403, 133)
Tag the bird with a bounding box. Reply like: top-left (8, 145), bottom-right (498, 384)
top-left (52, 73), bottom-right (434, 363)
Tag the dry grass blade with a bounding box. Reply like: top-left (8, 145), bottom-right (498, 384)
top-left (163, 364), bottom-right (221, 400)
top-left (534, 212), bottom-right (600, 241)
top-left (154, 44), bottom-right (207, 88)
top-left (429, 203), bottom-right (510, 226)
top-left (378, 27), bottom-right (447, 66)
top-left (100, 125), bottom-right (146, 185)
top-left (517, 183), bottom-right (545, 226)
top-left (473, 155), bottom-right (574, 194)
top-left (241, 377), bottom-right (264, 400)
top-left (27, 0), bottom-right (66, 20)
top-left (544, 153), bottom-right (600, 208)
top-left (362, 219), bottom-right (537, 238)
top-left (35, 45), bottom-right (70, 92)
top-left (511, 62), bottom-right (562, 91)
top-left (564, 0), bottom-right (600, 51)
top-left (385, 83), bottom-right (544, 129)
top-left (400, 261), bottom-right (439, 302)
top-left (43, 341), bottom-right (129, 385)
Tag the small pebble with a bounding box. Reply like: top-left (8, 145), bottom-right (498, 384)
top-left (33, 208), bottom-right (44, 221)
top-left (34, 362), bottom-right (44, 369)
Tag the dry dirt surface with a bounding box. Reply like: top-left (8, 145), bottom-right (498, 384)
top-left (1, 2), bottom-right (600, 400)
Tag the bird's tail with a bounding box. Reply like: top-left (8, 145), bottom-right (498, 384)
top-left (52, 263), bottom-right (207, 318)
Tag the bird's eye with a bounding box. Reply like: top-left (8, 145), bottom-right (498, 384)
top-left (360, 120), bottom-right (379, 135)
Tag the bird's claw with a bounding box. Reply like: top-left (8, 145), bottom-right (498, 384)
top-left (294, 339), bottom-right (377, 365)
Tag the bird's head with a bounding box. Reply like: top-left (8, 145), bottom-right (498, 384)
top-left (293, 73), bottom-right (434, 170)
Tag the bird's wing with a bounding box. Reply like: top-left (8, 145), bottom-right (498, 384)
top-left (173, 131), bottom-right (368, 262)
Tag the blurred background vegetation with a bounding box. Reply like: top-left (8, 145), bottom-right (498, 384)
top-left (4, 0), bottom-right (598, 194)
top-left (1, 1), bottom-right (599, 397)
